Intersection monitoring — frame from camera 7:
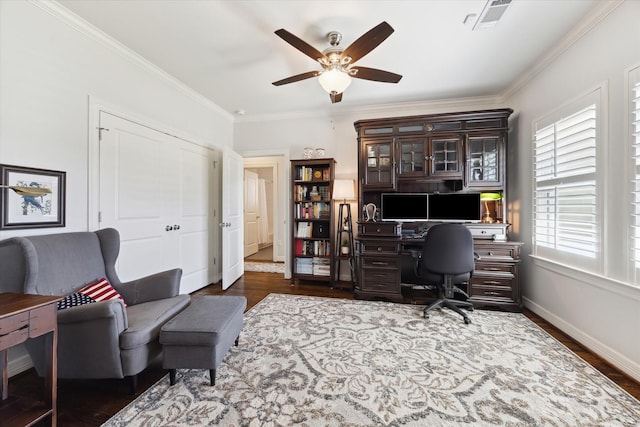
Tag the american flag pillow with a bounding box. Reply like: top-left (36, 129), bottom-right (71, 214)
top-left (78, 277), bottom-right (127, 307)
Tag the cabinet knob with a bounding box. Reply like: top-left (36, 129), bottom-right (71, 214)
top-left (377, 247), bottom-right (383, 252)
top-left (376, 228), bottom-right (381, 233)
top-left (174, 225), bottom-right (181, 230)
top-left (165, 225), bottom-right (173, 231)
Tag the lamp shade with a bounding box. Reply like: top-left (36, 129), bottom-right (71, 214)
top-left (480, 192), bottom-right (502, 201)
top-left (318, 69), bottom-right (352, 94)
top-left (333, 179), bottom-right (355, 202)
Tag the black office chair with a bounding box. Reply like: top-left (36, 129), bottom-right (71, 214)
top-left (413, 223), bottom-right (476, 324)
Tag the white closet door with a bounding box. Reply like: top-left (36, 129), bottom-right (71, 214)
top-left (99, 112), bottom-right (212, 293)
top-left (175, 141), bottom-right (213, 294)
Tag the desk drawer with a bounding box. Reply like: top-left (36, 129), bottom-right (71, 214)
top-left (360, 269), bottom-right (400, 293)
top-left (474, 262), bottom-right (515, 276)
top-left (30, 305), bottom-right (56, 338)
top-left (0, 311), bottom-right (29, 335)
top-left (361, 257), bottom-right (398, 269)
top-left (474, 243), bottom-right (520, 261)
top-left (359, 222), bottom-right (401, 237)
top-left (469, 277), bottom-right (514, 301)
top-left (0, 327), bottom-right (29, 350)
top-left (359, 241), bottom-right (399, 255)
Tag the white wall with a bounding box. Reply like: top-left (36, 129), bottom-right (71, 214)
top-left (506, 1), bottom-right (640, 380)
top-left (0, 1), bottom-right (233, 240)
top-left (0, 1), bottom-right (233, 375)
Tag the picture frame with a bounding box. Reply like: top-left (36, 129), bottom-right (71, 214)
top-left (0, 164), bottom-right (66, 230)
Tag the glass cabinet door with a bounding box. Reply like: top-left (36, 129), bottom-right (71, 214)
top-left (467, 134), bottom-right (503, 188)
top-left (397, 138), bottom-right (427, 178)
top-left (362, 139), bottom-right (395, 190)
top-left (429, 134), bottom-right (463, 178)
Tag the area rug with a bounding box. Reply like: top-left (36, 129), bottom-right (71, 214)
top-left (244, 261), bottom-right (285, 274)
top-left (103, 294), bottom-right (640, 426)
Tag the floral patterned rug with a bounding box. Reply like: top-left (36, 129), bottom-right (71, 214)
top-left (103, 294), bottom-right (640, 426)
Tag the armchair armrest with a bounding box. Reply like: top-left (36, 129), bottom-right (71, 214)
top-left (57, 299), bottom-right (127, 332)
top-left (116, 268), bottom-right (182, 305)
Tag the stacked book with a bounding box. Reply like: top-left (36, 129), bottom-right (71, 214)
top-left (295, 258), bottom-right (313, 275)
top-left (312, 257), bottom-right (331, 276)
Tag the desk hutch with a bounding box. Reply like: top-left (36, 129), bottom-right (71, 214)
top-left (354, 108), bottom-right (523, 312)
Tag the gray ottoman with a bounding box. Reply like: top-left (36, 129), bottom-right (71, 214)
top-left (160, 295), bottom-right (247, 386)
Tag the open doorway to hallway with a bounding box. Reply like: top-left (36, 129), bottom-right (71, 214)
top-left (243, 156), bottom-right (287, 275)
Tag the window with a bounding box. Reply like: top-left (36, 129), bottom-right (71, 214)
top-left (628, 65), bottom-right (640, 282)
top-left (533, 88), bottom-right (603, 270)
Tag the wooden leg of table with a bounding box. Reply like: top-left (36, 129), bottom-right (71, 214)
top-left (44, 331), bottom-right (58, 426)
top-left (1, 349), bottom-right (7, 401)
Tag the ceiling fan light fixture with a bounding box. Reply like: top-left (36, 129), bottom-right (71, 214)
top-left (318, 68), bottom-right (352, 94)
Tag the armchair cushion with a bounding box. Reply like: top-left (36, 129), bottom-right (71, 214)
top-left (120, 295), bottom-right (190, 350)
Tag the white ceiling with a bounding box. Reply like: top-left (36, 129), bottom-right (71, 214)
top-left (58, 0), bottom-right (603, 119)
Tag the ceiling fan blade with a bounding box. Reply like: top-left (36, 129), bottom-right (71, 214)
top-left (275, 29), bottom-right (326, 62)
top-left (340, 21), bottom-right (394, 64)
top-left (350, 66), bottom-right (402, 83)
top-left (330, 92), bottom-right (343, 104)
top-left (272, 71), bottom-right (320, 86)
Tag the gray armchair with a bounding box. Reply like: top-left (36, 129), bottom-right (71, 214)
top-left (0, 228), bottom-right (191, 392)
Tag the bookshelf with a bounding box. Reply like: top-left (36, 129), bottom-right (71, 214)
top-left (291, 158), bottom-right (336, 285)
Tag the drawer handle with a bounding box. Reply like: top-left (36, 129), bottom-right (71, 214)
top-left (486, 267), bottom-right (501, 271)
top-left (485, 291), bottom-right (502, 296)
top-left (377, 247), bottom-right (383, 252)
top-left (488, 251), bottom-right (494, 256)
top-left (484, 281), bottom-right (502, 285)
top-left (371, 261), bottom-right (388, 266)
top-left (376, 228), bottom-right (382, 233)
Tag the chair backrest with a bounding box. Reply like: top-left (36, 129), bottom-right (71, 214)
top-left (0, 229), bottom-right (122, 297)
top-left (419, 223), bottom-right (475, 278)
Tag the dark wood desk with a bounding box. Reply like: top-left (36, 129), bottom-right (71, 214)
top-left (0, 293), bottom-right (61, 427)
top-left (355, 222), bottom-right (523, 311)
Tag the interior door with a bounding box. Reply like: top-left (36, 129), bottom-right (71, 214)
top-left (244, 169), bottom-right (259, 257)
top-left (98, 112), bottom-right (213, 293)
top-left (99, 112), bottom-right (176, 281)
top-left (222, 146), bottom-right (244, 289)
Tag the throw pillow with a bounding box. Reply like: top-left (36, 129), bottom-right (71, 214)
top-left (57, 292), bottom-right (95, 311)
top-left (78, 277), bottom-right (127, 307)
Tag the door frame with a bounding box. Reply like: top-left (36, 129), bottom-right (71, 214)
top-left (242, 151), bottom-right (291, 279)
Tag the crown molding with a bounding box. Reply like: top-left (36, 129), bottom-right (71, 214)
top-left (234, 94), bottom-right (505, 124)
top-left (30, 0), bottom-right (233, 122)
top-left (501, 0), bottom-right (624, 101)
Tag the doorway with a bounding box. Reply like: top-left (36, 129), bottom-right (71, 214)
top-left (243, 156), bottom-right (287, 275)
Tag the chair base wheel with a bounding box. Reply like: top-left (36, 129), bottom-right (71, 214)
top-left (464, 317), bottom-right (472, 324)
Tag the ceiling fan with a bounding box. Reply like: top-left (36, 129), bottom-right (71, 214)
top-left (272, 21), bottom-right (402, 104)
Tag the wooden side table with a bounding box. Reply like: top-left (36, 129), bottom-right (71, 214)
top-left (0, 293), bottom-right (61, 427)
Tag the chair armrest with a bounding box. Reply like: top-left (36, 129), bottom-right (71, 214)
top-left (116, 268), bottom-right (183, 305)
top-left (57, 299), bottom-right (127, 332)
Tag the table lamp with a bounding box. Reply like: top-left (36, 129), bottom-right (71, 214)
top-left (480, 192), bottom-right (502, 223)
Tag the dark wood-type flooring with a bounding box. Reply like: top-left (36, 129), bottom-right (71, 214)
top-left (9, 271), bottom-right (640, 426)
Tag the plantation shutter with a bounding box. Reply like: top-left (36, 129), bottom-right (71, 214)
top-left (533, 91), bottom-right (599, 262)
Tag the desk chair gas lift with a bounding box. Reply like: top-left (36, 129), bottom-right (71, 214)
top-left (414, 223), bottom-right (477, 324)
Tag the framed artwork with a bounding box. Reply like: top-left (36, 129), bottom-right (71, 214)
top-left (0, 164), bottom-right (66, 229)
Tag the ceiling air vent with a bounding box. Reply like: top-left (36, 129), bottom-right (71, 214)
top-left (473, 0), bottom-right (512, 30)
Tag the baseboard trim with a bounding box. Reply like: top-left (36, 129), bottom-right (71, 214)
top-left (523, 297), bottom-right (640, 383)
top-left (8, 353), bottom-right (33, 378)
